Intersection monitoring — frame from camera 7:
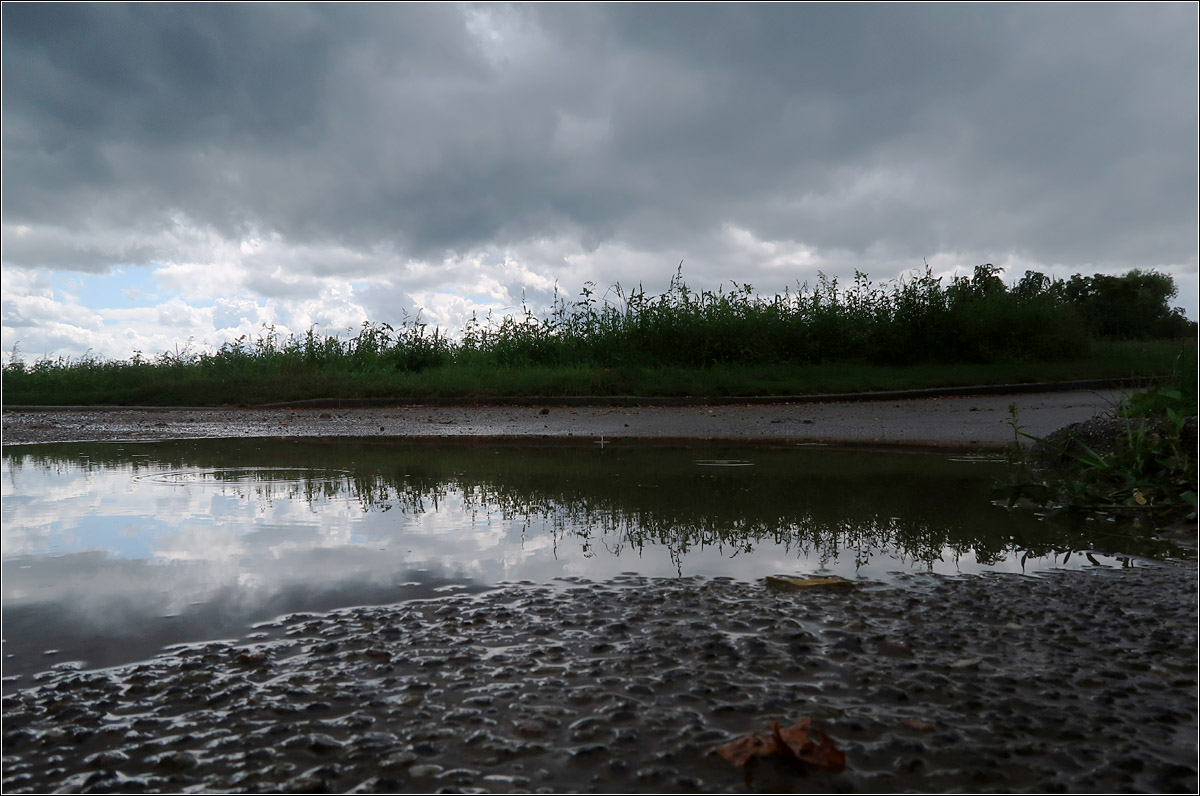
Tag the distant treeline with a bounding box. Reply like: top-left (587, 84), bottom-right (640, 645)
top-left (5, 266), bottom-right (1195, 379)
top-left (435, 265), bottom-right (1195, 369)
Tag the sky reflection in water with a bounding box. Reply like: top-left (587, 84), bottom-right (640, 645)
top-left (1, 438), bottom-right (1179, 679)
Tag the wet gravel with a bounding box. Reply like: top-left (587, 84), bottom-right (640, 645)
top-left (4, 561), bottom-right (1196, 794)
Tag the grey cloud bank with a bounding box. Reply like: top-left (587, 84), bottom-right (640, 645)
top-left (2, 2), bottom-right (1197, 361)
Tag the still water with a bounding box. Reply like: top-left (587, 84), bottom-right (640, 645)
top-left (1, 437), bottom-right (1181, 680)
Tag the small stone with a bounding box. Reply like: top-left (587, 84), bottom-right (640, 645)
top-left (879, 641), bottom-right (913, 657)
top-left (572, 743), bottom-right (608, 758)
top-left (514, 721), bottom-right (545, 737)
top-left (482, 773), bottom-right (532, 787)
top-left (412, 740), bottom-right (439, 755)
top-left (155, 751), bottom-right (198, 770)
top-left (380, 751), bottom-right (418, 769)
top-left (85, 750), bottom-right (130, 768)
top-left (309, 734), bottom-right (347, 754)
top-left (353, 732), bottom-right (398, 752)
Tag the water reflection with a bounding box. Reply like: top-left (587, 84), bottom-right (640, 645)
top-left (2, 438), bottom-right (1183, 678)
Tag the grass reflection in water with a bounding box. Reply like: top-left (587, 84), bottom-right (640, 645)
top-left (5, 436), bottom-right (1183, 574)
top-left (4, 436), bottom-right (1187, 677)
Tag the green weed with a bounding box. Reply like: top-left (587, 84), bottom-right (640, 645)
top-left (1001, 399), bottom-right (1197, 525)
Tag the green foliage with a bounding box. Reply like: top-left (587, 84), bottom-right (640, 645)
top-left (1118, 349), bottom-right (1198, 419)
top-left (1001, 402), bottom-right (1197, 525)
top-left (2, 265), bottom-right (1195, 406)
top-left (1063, 269), bottom-right (1196, 340)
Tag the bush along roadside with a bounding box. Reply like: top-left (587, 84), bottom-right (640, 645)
top-left (999, 373), bottom-right (1198, 527)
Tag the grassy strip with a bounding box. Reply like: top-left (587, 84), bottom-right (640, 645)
top-left (1, 340), bottom-right (1190, 407)
top-left (4, 267), bottom-right (1195, 406)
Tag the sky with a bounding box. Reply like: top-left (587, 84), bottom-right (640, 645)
top-left (3, 2), bottom-right (1197, 365)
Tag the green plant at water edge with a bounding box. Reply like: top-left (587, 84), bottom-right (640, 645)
top-left (1001, 403), bottom-right (1197, 524)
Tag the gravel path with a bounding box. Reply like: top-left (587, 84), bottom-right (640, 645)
top-left (2, 388), bottom-right (1129, 448)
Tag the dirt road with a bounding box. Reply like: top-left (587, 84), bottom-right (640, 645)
top-left (2, 388), bottom-right (1128, 447)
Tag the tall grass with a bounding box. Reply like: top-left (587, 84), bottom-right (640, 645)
top-left (443, 265), bottom-right (1191, 369)
top-left (3, 265), bottom-right (1195, 405)
top-left (455, 265), bottom-right (1086, 368)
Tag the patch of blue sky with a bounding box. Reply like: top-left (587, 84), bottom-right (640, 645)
top-left (47, 267), bottom-right (164, 314)
top-left (37, 514), bottom-right (171, 560)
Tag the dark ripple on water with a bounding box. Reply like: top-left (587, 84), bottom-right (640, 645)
top-left (3, 564), bottom-right (1197, 794)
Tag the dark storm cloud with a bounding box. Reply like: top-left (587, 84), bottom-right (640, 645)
top-left (3, 2), bottom-right (1196, 272)
top-left (4, 3), bottom-right (326, 227)
top-left (2, 3), bottom-right (487, 242)
top-left (1, 228), bottom-right (161, 271)
top-left (589, 3), bottom-right (1198, 263)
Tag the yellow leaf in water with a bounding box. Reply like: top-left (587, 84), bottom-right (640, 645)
top-left (1134, 491), bottom-right (1147, 505)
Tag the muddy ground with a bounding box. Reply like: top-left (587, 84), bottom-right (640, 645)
top-left (2, 388), bottom-right (1197, 793)
top-left (3, 566), bottom-right (1196, 794)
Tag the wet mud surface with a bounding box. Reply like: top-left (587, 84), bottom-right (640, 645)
top-left (4, 561), bottom-right (1197, 794)
top-left (2, 389), bottom-right (1130, 448)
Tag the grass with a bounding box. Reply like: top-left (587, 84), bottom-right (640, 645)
top-left (999, 353), bottom-right (1198, 526)
top-left (3, 266), bottom-right (1196, 406)
top-left (0, 342), bottom-right (1189, 406)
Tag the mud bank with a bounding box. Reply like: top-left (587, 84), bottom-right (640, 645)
top-left (3, 559), bottom-right (1196, 794)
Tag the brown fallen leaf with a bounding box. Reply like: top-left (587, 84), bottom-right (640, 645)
top-left (714, 731), bottom-right (778, 767)
top-left (715, 717), bottom-right (845, 774)
top-left (769, 719), bottom-right (808, 771)
top-left (772, 719), bottom-right (846, 773)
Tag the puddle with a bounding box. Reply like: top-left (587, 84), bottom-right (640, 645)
top-left (2, 437), bottom-right (1185, 679)
top-left (137, 466), bottom-right (354, 485)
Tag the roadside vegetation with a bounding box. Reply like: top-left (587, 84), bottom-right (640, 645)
top-left (3, 265), bottom-right (1195, 406)
top-left (1001, 352), bottom-right (1198, 526)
